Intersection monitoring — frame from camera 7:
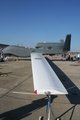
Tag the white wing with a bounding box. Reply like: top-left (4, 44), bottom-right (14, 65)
top-left (31, 53), bottom-right (68, 95)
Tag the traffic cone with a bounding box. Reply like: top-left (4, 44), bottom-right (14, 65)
top-left (60, 57), bottom-right (62, 60)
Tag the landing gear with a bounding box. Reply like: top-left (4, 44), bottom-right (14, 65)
top-left (39, 92), bottom-right (61, 120)
top-left (46, 92), bottom-right (54, 120)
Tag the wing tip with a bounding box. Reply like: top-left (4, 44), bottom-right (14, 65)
top-left (34, 90), bottom-right (37, 94)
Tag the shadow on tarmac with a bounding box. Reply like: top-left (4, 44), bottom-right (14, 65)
top-left (46, 58), bottom-right (80, 120)
top-left (46, 57), bottom-right (80, 104)
top-left (0, 95), bottom-right (57, 120)
top-left (57, 104), bottom-right (76, 120)
top-left (0, 58), bottom-right (80, 120)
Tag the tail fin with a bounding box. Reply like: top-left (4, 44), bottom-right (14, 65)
top-left (63, 34), bottom-right (71, 51)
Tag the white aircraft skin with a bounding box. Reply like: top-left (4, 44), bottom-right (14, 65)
top-left (31, 53), bottom-right (68, 95)
top-left (12, 52), bottom-right (68, 120)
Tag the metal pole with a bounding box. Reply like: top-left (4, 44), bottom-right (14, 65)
top-left (47, 95), bottom-right (51, 120)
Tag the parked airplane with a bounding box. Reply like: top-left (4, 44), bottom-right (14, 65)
top-left (3, 34), bottom-right (71, 57)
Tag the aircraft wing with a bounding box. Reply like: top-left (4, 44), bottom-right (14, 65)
top-left (31, 53), bottom-right (68, 95)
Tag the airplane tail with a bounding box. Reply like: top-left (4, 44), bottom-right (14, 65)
top-left (63, 34), bottom-right (71, 52)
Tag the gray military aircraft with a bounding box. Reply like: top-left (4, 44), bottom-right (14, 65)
top-left (3, 34), bottom-right (71, 57)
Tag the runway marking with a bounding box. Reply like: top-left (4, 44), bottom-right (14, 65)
top-left (67, 86), bottom-right (76, 90)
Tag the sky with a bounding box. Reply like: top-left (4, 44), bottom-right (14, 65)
top-left (0, 0), bottom-right (80, 51)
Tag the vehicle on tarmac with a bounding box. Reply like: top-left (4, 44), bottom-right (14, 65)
top-left (0, 48), bottom-right (4, 62)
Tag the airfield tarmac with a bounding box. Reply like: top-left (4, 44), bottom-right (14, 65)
top-left (0, 57), bottom-right (80, 120)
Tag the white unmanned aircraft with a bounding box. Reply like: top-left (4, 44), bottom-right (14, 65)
top-left (12, 53), bottom-right (68, 120)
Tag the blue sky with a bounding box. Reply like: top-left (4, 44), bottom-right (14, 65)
top-left (0, 0), bottom-right (80, 51)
